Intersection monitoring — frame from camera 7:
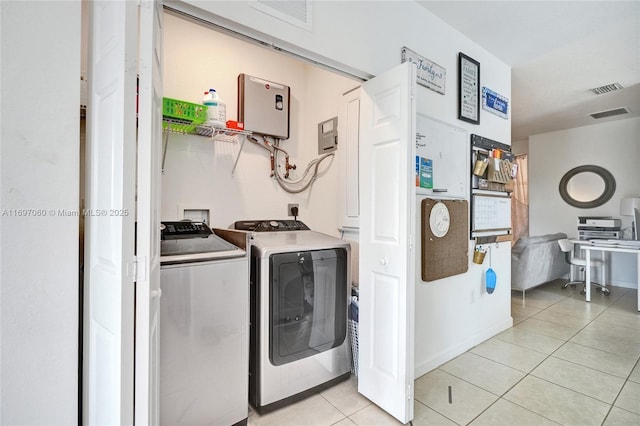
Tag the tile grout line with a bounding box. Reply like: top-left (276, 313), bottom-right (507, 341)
top-left (464, 286), bottom-right (621, 425)
top-left (317, 384), bottom-right (373, 425)
top-left (593, 288), bottom-right (640, 425)
top-left (511, 286), bottom-right (639, 425)
top-left (414, 285), bottom-right (635, 424)
top-left (430, 285), bottom-right (638, 425)
top-left (444, 289), bottom-right (565, 425)
top-left (552, 339), bottom-right (639, 378)
top-left (493, 289), bottom-right (606, 424)
top-left (602, 355), bottom-right (640, 424)
top-left (412, 399), bottom-right (460, 426)
top-left (590, 295), bottom-right (639, 425)
top-left (403, 286), bottom-right (573, 424)
top-left (460, 297), bottom-right (573, 424)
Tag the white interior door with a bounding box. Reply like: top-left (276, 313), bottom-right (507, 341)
top-left (135, 0), bottom-right (163, 425)
top-left (358, 61), bottom-right (416, 424)
top-left (83, 0), bottom-right (138, 424)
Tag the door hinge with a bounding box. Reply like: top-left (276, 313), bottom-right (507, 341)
top-left (127, 256), bottom-right (147, 282)
top-left (407, 383), bottom-right (412, 399)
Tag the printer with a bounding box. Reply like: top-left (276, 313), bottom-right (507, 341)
top-left (577, 216), bottom-right (621, 240)
top-left (577, 216), bottom-right (621, 230)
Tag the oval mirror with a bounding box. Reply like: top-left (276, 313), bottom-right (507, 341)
top-left (559, 165), bottom-right (616, 208)
top-left (566, 172), bottom-right (605, 202)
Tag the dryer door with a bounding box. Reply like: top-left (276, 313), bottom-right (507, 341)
top-left (269, 248), bottom-right (348, 366)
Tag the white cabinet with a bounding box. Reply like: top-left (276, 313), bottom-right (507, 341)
top-left (337, 86), bottom-right (362, 230)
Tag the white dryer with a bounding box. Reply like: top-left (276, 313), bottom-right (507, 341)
top-left (233, 220), bottom-right (351, 414)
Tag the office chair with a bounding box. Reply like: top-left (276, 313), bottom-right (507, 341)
top-left (557, 239), bottom-right (609, 295)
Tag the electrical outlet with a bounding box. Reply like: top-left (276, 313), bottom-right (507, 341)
top-left (287, 203), bottom-right (299, 217)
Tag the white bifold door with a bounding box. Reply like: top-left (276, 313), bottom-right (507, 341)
top-left (357, 61), bottom-right (417, 424)
top-left (84, 0), bottom-right (162, 424)
top-left (135, 0), bottom-right (164, 424)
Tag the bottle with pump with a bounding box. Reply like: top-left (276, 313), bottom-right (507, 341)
top-left (202, 88), bottom-right (226, 128)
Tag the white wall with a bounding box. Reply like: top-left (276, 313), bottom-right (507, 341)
top-left (0, 1), bottom-right (80, 424)
top-left (162, 13), bottom-right (359, 236)
top-left (511, 139), bottom-right (529, 156)
top-left (172, 1), bottom-right (513, 377)
top-left (175, 0), bottom-right (511, 144)
top-left (530, 117), bottom-right (640, 286)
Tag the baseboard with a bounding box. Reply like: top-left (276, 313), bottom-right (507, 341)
top-left (608, 279), bottom-right (636, 289)
top-left (558, 271), bottom-right (636, 290)
top-left (414, 317), bottom-right (513, 379)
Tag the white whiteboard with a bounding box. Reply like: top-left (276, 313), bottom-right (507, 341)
top-left (415, 113), bottom-right (467, 198)
top-left (472, 194), bottom-right (511, 231)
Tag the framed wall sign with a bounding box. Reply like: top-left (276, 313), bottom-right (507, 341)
top-left (482, 87), bottom-right (509, 119)
top-left (401, 46), bottom-right (446, 94)
top-left (458, 52), bottom-right (480, 124)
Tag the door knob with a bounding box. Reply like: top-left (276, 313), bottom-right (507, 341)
top-left (380, 258), bottom-right (388, 266)
top-left (151, 289), bottom-right (162, 299)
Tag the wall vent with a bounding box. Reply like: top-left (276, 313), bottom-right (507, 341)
top-left (588, 107), bottom-right (630, 119)
top-left (251, 0), bottom-right (312, 31)
top-left (591, 83), bottom-right (623, 95)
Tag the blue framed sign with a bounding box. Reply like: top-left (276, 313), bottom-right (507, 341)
top-left (482, 87), bottom-right (509, 119)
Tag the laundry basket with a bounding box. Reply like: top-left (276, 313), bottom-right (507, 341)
top-left (348, 288), bottom-right (359, 375)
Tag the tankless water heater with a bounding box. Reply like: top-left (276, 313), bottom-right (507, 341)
top-left (238, 74), bottom-right (290, 139)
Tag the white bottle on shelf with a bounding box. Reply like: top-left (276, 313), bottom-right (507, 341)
top-left (202, 88), bottom-right (226, 128)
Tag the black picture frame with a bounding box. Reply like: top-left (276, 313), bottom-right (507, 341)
top-left (458, 52), bottom-right (480, 125)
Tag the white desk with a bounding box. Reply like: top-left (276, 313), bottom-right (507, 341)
top-left (581, 242), bottom-right (640, 311)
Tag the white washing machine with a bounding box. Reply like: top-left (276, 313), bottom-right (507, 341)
top-left (160, 221), bottom-right (249, 426)
top-left (232, 220), bottom-right (351, 414)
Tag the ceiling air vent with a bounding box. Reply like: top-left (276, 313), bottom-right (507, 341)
top-left (591, 83), bottom-right (623, 95)
top-left (251, 0), bottom-right (312, 31)
top-left (588, 107), bottom-right (630, 120)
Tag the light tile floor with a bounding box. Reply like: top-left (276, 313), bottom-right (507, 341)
top-left (248, 279), bottom-right (640, 425)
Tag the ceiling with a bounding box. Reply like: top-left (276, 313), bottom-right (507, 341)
top-left (416, 1), bottom-right (640, 141)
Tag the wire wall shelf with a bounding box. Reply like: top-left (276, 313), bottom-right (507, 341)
top-left (162, 118), bottom-right (251, 174)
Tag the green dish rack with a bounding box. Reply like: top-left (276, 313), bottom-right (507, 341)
top-left (162, 97), bottom-right (207, 133)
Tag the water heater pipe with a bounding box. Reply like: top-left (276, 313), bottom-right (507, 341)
top-left (272, 139), bottom-right (333, 194)
top-left (248, 134), bottom-right (334, 193)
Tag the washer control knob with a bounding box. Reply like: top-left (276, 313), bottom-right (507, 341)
top-left (269, 221), bottom-right (279, 228)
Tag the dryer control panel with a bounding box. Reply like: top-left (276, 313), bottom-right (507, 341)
top-left (161, 221), bottom-right (213, 239)
top-left (232, 220), bottom-right (310, 232)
